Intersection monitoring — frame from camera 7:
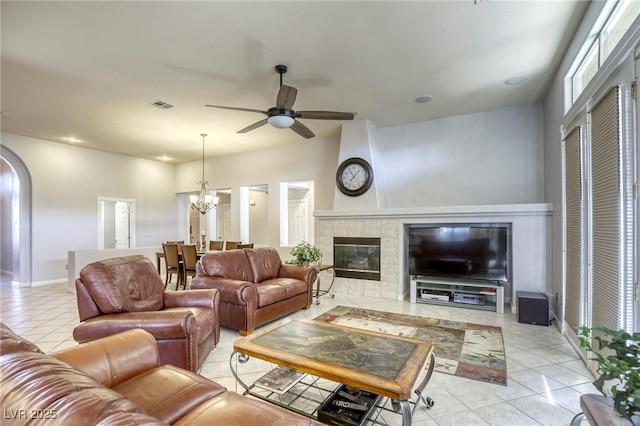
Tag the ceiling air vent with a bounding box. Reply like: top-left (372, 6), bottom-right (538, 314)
top-left (150, 100), bottom-right (174, 109)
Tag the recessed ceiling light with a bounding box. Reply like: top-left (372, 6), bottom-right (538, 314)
top-left (415, 95), bottom-right (433, 104)
top-left (63, 136), bottom-right (82, 143)
top-left (157, 155), bottom-right (172, 162)
top-left (505, 76), bottom-right (528, 85)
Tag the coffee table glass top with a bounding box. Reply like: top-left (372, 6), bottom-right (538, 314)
top-left (251, 319), bottom-right (415, 380)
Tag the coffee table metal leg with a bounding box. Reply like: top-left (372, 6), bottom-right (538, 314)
top-left (315, 274), bottom-right (321, 305)
top-left (412, 352), bottom-right (436, 415)
top-left (229, 352), bottom-right (251, 393)
top-left (398, 400), bottom-right (412, 425)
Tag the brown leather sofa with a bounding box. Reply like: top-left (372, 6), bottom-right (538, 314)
top-left (73, 255), bottom-right (219, 372)
top-left (190, 247), bottom-right (317, 335)
top-left (0, 324), bottom-right (321, 425)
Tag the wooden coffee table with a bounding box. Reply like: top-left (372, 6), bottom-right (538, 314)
top-left (231, 318), bottom-right (435, 425)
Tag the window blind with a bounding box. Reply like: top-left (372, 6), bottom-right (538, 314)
top-left (589, 85), bottom-right (622, 330)
top-left (564, 126), bottom-right (584, 330)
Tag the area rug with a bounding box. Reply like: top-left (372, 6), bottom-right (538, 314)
top-left (314, 306), bottom-right (507, 386)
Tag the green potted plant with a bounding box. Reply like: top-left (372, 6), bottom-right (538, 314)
top-left (578, 326), bottom-right (640, 420)
top-left (288, 241), bottom-right (322, 266)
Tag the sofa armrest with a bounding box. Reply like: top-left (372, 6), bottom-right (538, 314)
top-left (73, 310), bottom-right (197, 342)
top-left (163, 288), bottom-right (220, 311)
top-left (52, 329), bottom-right (160, 388)
top-left (279, 264), bottom-right (318, 286)
top-left (190, 276), bottom-right (257, 305)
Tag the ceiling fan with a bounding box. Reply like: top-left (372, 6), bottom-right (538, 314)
top-left (205, 65), bottom-right (355, 139)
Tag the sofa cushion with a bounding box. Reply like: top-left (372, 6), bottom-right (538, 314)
top-left (0, 322), bottom-right (43, 355)
top-left (199, 250), bottom-right (255, 282)
top-left (1, 351), bottom-right (150, 425)
top-left (112, 365), bottom-right (226, 425)
top-left (174, 391), bottom-right (318, 426)
top-left (79, 255), bottom-right (164, 314)
top-left (256, 279), bottom-right (309, 308)
top-left (245, 247), bottom-right (282, 283)
top-left (93, 411), bottom-right (166, 425)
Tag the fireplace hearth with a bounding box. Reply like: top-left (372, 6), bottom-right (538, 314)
top-left (333, 237), bottom-right (381, 281)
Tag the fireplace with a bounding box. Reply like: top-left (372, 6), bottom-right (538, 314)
top-left (333, 237), bottom-right (381, 281)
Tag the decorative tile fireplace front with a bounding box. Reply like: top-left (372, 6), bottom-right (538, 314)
top-left (333, 237), bottom-right (381, 281)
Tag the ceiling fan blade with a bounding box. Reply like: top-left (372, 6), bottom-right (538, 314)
top-left (276, 85), bottom-right (297, 110)
top-left (238, 119), bottom-right (268, 133)
top-left (290, 120), bottom-right (315, 139)
top-left (295, 110), bottom-right (355, 120)
top-left (205, 105), bottom-right (268, 115)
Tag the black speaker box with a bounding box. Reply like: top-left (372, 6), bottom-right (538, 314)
top-left (517, 291), bottom-right (550, 326)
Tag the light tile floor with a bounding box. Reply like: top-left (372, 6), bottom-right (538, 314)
top-left (0, 275), bottom-right (594, 426)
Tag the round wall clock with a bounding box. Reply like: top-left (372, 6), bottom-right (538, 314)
top-left (336, 157), bottom-right (374, 196)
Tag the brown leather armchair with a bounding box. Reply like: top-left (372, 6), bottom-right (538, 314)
top-left (73, 255), bottom-right (220, 372)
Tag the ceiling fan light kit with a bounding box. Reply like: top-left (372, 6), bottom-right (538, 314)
top-left (206, 65), bottom-right (355, 139)
top-left (267, 114), bottom-right (295, 129)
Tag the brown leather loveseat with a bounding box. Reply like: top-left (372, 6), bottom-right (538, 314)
top-left (0, 324), bottom-right (320, 425)
top-left (190, 247), bottom-right (317, 335)
top-left (73, 255), bottom-right (220, 372)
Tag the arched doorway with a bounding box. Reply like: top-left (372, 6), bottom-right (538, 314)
top-left (0, 146), bottom-right (32, 287)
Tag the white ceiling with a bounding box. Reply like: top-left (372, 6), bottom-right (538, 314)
top-left (1, 1), bottom-right (588, 163)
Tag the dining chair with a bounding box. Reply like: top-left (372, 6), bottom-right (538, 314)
top-left (224, 241), bottom-right (241, 250)
top-left (209, 240), bottom-right (224, 251)
top-left (162, 243), bottom-right (183, 290)
top-left (180, 244), bottom-right (198, 290)
top-left (166, 240), bottom-right (185, 244)
top-left (236, 243), bottom-right (254, 249)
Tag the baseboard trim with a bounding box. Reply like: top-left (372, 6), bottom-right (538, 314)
top-left (30, 279), bottom-right (67, 287)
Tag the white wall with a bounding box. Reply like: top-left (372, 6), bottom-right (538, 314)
top-left (1, 133), bottom-right (180, 284)
top-left (334, 104), bottom-right (545, 211)
top-left (176, 136), bottom-right (340, 260)
top-left (375, 103), bottom-right (544, 207)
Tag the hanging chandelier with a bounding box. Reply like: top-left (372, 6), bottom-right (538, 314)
top-left (189, 134), bottom-right (219, 215)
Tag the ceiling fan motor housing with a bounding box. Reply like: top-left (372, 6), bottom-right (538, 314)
top-left (267, 107), bottom-right (295, 118)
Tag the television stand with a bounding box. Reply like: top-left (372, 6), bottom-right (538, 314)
top-left (410, 276), bottom-right (504, 314)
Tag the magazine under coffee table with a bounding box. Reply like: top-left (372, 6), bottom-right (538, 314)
top-left (231, 318), bottom-right (436, 425)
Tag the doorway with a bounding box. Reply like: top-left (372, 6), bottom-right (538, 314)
top-left (99, 197), bottom-right (135, 249)
top-left (279, 181), bottom-right (314, 247)
top-left (215, 190), bottom-right (231, 242)
top-left (0, 147), bottom-right (31, 287)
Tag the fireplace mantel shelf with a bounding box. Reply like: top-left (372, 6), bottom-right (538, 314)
top-left (314, 203), bottom-right (552, 220)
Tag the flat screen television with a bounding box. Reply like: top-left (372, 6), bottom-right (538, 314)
top-left (408, 224), bottom-right (509, 282)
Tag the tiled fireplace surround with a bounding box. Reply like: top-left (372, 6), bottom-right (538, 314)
top-left (315, 203), bottom-right (552, 313)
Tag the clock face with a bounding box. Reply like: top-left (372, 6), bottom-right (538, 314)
top-left (336, 158), bottom-right (374, 196)
top-left (340, 164), bottom-right (368, 191)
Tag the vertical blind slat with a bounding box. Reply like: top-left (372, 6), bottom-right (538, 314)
top-left (589, 85), bottom-right (622, 330)
top-left (564, 126), bottom-right (583, 329)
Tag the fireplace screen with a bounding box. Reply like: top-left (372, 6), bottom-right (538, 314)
top-left (333, 237), bottom-right (381, 281)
